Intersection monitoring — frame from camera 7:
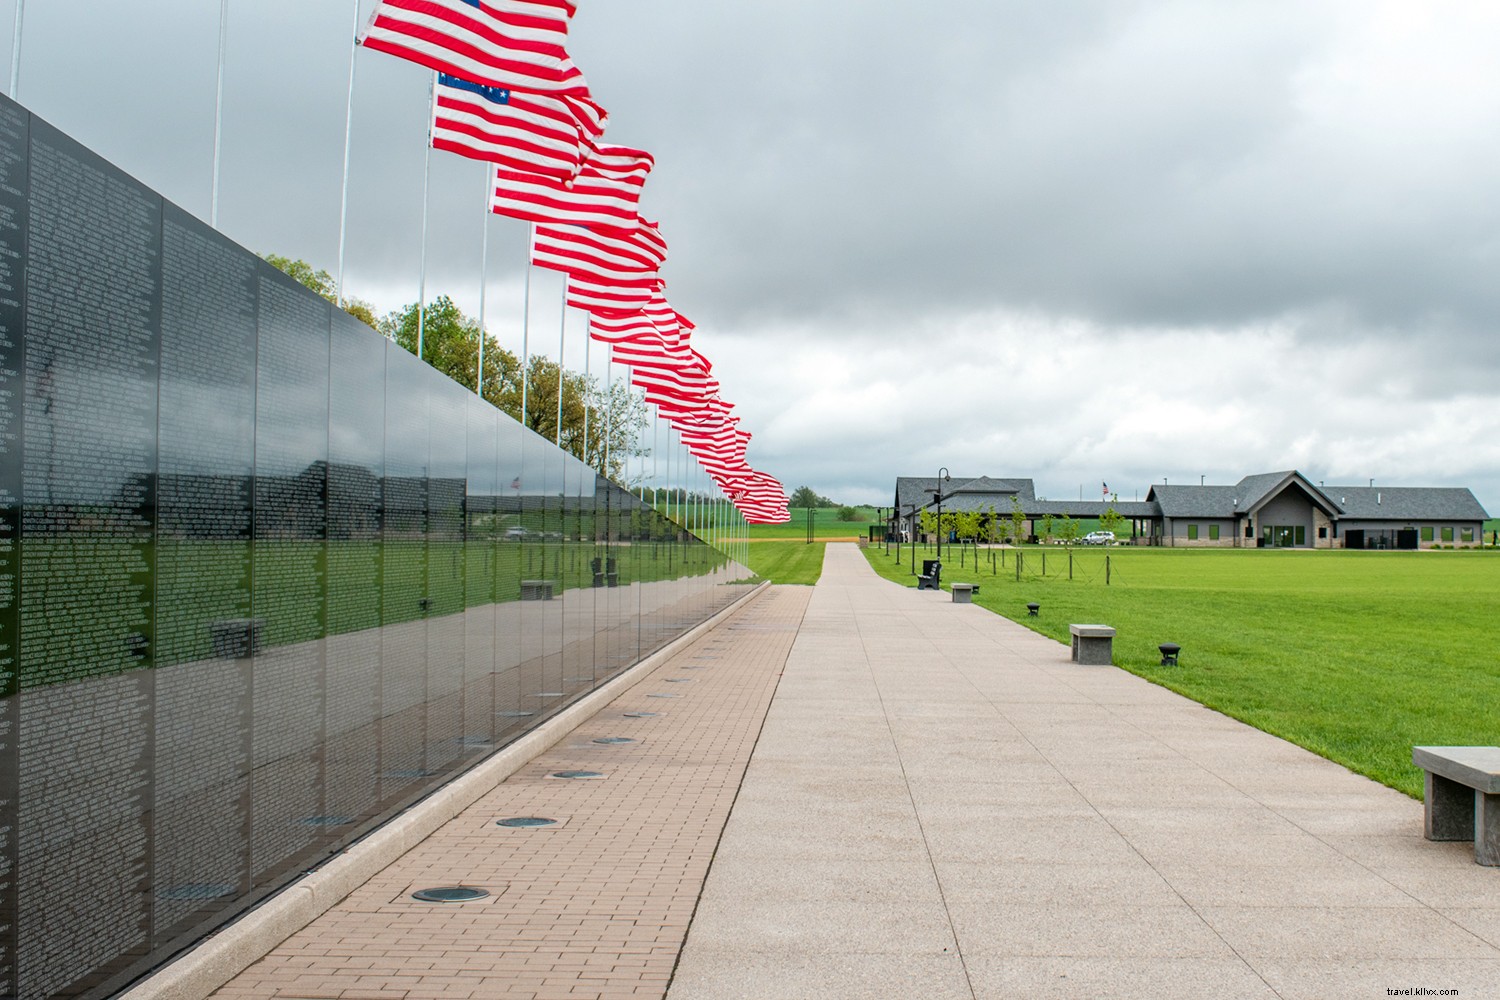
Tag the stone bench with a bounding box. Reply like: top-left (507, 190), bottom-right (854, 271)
top-left (520, 579), bottom-right (555, 601)
top-left (210, 618), bottom-right (265, 659)
top-left (951, 583), bottom-right (979, 604)
top-left (1069, 624), bottom-right (1115, 666)
top-left (1412, 745), bottom-right (1500, 865)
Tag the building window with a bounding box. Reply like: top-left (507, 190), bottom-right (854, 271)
top-left (1318, 526), bottom-right (1327, 539)
top-left (1187, 524), bottom-right (1199, 540)
top-left (1245, 524), bottom-right (1253, 538)
top-left (1421, 526), bottom-right (1434, 542)
top-left (1209, 524), bottom-right (1220, 541)
top-left (1442, 527), bottom-right (1455, 542)
top-left (1462, 527), bottom-right (1474, 543)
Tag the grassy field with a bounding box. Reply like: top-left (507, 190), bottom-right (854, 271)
top-left (862, 541), bottom-right (1500, 798)
top-left (745, 541), bottom-right (827, 585)
top-left (750, 507), bottom-right (878, 541)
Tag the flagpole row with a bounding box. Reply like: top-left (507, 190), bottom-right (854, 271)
top-left (210, 0), bottom-right (230, 228)
top-left (335, 0), bottom-right (361, 305)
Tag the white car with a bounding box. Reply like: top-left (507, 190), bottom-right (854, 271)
top-left (1082, 530), bottom-right (1116, 545)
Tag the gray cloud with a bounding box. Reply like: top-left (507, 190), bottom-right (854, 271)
top-left (9, 0), bottom-right (1500, 510)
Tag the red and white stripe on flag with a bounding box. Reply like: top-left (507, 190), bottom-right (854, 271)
top-left (531, 224), bottom-right (661, 313)
top-left (361, 0), bottom-right (590, 97)
top-left (490, 145), bottom-right (654, 233)
top-left (432, 76), bottom-right (605, 178)
top-left (588, 311), bottom-right (658, 343)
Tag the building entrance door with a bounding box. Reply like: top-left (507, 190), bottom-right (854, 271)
top-left (1263, 525), bottom-right (1306, 548)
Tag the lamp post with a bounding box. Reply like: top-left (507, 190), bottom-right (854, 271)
top-left (934, 467), bottom-right (951, 565)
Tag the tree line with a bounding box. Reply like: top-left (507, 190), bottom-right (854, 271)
top-left (266, 255), bottom-right (646, 481)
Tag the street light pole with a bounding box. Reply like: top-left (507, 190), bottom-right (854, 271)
top-left (935, 467), bottom-right (950, 567)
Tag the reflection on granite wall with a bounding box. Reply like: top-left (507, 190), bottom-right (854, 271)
top-left (0, 94), bottom-right (753, 999)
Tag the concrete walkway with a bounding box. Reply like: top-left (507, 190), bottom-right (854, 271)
top-left (206, 543), bottom-right (1500, 1000)
top-left (668, 544), bottom-right (1500, 999)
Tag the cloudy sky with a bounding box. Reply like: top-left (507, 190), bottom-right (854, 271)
top-left (12, 1), bottom-right (1500, 509)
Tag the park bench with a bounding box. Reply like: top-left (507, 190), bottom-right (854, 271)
top-left (916, 559), bottom-right (941, 591)
top-left (1069, 624), bottom-right (1116, 666)
top-left (520, 579), bottom-right (555, 601)
top-left (210, 618), bottom-right (265, 659)
top-left (951, 582), bottom-right (980, 604)
top-left (1412, 746), bottom-right (1500, 865)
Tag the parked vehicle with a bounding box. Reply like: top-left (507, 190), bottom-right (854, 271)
top-left (1082, 530), bottom-right (1116, 545)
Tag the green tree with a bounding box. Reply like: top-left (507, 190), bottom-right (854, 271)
top-left (383, 297), bottom-right (643, 480)
top-left (1059, 512), bottom-right (1081, 546)
top-left (790, 486), bottom-right (821, 510)
top-left (1010, 496), bottom-right (1027, 545)
top-left (1040, 513), bottom-right (1056, 545)
top-left (1100, 505), bottom-right (1127, 540)
top-left (836, 505), bottom-right (859, 522)
top-left (262, 253), bottom-right (378, 328)
top-left (918, 508), bottom-right (938, 542)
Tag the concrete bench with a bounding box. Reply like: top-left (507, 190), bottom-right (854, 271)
top-left (520, 579), bottom-right (555, 601)
top-left (951, 583), bottom-right (979, 604)
top-left (1069, 624), bottom-right (1115, 666)
top-left (1412, 746), bottom-right (1500, 865)
top-left (210, 618), bottom-right (265, 659)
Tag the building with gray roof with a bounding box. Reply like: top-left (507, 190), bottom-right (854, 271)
top-left (889, 470), bottom-right (1489, 549)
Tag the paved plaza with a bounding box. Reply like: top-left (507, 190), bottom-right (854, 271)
top-left (212, 544), bottom-right (1500, 999)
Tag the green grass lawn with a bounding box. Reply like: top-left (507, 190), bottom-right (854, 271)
top-left (750, 507), bottom-right (878, 541)
top-left (863, 542), bottom-right (1500, 798)
top-left (746, 541), bottom-right (827, 585)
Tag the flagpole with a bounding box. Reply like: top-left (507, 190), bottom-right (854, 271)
top-left (9, 0), bottom-right (24, 99)
top-left (555, 282), bottom-right (566, 446)
top-left (602, 354), bottom-right (611, 474)
top-left (520, 224), bottom-right (533, 427)
top-left (476, 170), bottom-right (490, 397)
top-left (581, 330), bottom-right (591, 468)
top-left (335, 0), bottom-right (361, 304)
top-left (416, 71), bottom-right (435, 362)
top-left (210, 0), bottom-right (229, 228)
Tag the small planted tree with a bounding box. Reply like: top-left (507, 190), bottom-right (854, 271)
top-left (1040, 513), bottom-right (1056, 545)
top-left (1059, 512), bottom-right (1081, 547)
top-left (1100, 505), bottom-right (1127, 541)
top-left (1010, 496), bottom-right (1027, 545)
top-left (918, 508), bottom-right (938, 545)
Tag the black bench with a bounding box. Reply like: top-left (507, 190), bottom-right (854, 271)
top-left (916, 559), bottom-right (942, 591)
top-left (1412, 746), bottom-right (1500, 865)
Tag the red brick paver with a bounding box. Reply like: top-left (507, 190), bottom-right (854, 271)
top-left (211, 586), bottom-right (810, 1000)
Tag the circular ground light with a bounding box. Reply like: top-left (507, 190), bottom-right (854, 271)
top-left (623, 712), bottom-right (659, 718)
top-left (411, 886), bottom-right (490, 903)
top-left (593, 737), bottom-right (635, 745)
top-left (551, 770), bottom-right (604, 779)
top-left (158, 883), bottom-right (236, 901)
top-left (497, 816), bottom-right (559, 829)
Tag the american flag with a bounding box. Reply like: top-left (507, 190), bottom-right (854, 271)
top-left (490, 145), bottom-right (654, 234)
top-left (360, 0), bottom-right (590, 97)
top-left (531, 223), bottom-right (662, 313)
top-left (1102, 482), bottom-right (1109, 499)
top-left (431, 75), bottom-right (605, 178)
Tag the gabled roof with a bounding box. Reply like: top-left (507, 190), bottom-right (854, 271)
top-left (1147, 485), bottom-right (1242, 518)
top-left (894, 476), bottom-right (1034, 511)
top-left (1146, 472), bottom-right (1340, 519)
top-left (1326, 486), bottom-right (1489, 522)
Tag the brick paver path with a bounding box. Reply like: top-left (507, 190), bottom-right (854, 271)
top-left (213, 585), bottom-right (809, 1000)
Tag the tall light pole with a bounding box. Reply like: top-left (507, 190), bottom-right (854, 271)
top-left (934, 467), bottom-right (950, 566)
